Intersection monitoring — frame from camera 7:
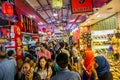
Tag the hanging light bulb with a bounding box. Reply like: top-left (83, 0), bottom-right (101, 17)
top-left (53, 9), bottom-right (58, 17)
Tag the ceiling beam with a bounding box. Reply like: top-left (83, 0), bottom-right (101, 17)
top-left (23, 0), bottom-right (47, 23)
top-left (37, 0), bottom-right (53, 24)
top-left (69, 15), bottom-right (80, 30)
top-left (61, 8), bottom-right (63, 23)
top-left (66, 4), bottom-right (70, 28)
top-left (46, 0), bottom-right (57, 22)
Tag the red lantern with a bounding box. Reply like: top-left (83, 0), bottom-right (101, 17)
top-left (42, 28), bottom-right (46, 32)
top-left (2, 2), bottom-right (14, 16)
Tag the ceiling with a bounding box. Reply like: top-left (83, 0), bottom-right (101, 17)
top-left (0, 0), bottom-right (112, 32)
top-left (23, 0), bottom-right (111, 32)
top-left (80, 0), bottom-right (120, 27)
top-left (24, 0), bottom-right (82, 31)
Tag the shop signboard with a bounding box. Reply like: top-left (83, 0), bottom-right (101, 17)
top-left (71, 0), bottom-right (93, 14)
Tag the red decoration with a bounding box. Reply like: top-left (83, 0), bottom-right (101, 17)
top-left (2, 2), bottom-right (14, 16)
top-left (1, 28), bottom-right (8, 38)
top-left (14, 23), bottom-right (23, 61)
top-left (32, 35), bottom-right (39, 43)
top-left (71, 0), bottom-right (93, 14)
top-left (42, 28), bottom-right (46, 32)
top-left (73, 29), bottom-right (80, 43)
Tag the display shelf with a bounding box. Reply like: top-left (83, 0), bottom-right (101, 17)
top-left (91, 30), bottom-right (114, 54)
top-left (92, 39), bottom-right (108, 42)
top-left (92, 45), bottom-right (110, 48)
top-left (109, 60), bottom-right (120, 80)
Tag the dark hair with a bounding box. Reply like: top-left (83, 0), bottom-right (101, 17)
top-left (56, 53), bottom-right (68, 68)
top-left (73, 43), bottom-right (77, 46)
top-left (27, 54), bottom-right (33, 59)
top-left (7, 50), bottom-right (14, 57)
top-left (23, 54), bottom-right (33, 62)
top-left (40, 43), bottom-right (47, 49)
top-left (47, 59), bottom-right (53, 63)
top-left (59, 42), bottom-right (65, 48)
top-left (49, 42), bottom-right (54, 45)
top-left (23, 61), bottom-right (31, 68)
top-left (38, 56), bottom-right (48, 70)
top-left (0, 51), bottom-right (6, 59)
top-left (65, 42), bottom-right (68, 47)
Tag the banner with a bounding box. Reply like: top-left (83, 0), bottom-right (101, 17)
top-left (14, 23), bottom-right (23, 61)
top-left (73, 29), bottom-right (80, 43)
top-left (71, 0), bottom-right (93, 14)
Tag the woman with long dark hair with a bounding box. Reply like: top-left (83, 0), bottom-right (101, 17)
top-left (35, 56), bottom-right (52, 80)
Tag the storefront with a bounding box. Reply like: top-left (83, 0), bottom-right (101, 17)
top-left (91, 15), bottom-right (118, 56)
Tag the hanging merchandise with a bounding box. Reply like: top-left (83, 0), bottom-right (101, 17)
top-left (20, 15), bottom-right (35, 33)
top-left (23, 15), bottom-right (26, 32)
top-left (30, 19), bottom-right (33, 33)
top-left (52, 0), bottom-right (63, 9)
top-left (79, 26), bottom-right (91, 50)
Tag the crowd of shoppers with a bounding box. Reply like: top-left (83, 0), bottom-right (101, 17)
top-left (0, 40), bottom-right (113, 80)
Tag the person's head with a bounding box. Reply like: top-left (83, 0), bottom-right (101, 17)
top-left (94, 56), bottom-right (107, 69)
top-left (40, 43), bottom-right (46, 51)
top-left (22, 62), bottom-right (31, 75)
top-left (38, 56), bottom-right (48, 69)
top-left (24, 54), bottom-right (33, 62)
top-left (7, 50), bottom-right (15, 57)
top-left (49, 42), bottom-right (53, 48)
top-left (59, 42), bottom-right (65, 49)
top-left (80, 49), bottom-right (85, 56)
top-left (30, 60), bottom-right (34, 67)
top-left (0, 51), bottom-right (6, 61)
top-left (73, 43), bottom-right (78, 48)
top-left (65, 42), bottom-right (68, 48)
top-left (94, 60), bottom-right (99, 69)
top-left (56, 53), bottom-right (68, 69)
top-left (36, 42), bottom-right (40, 47)
top-left (47, 59), bottom-right (54, 67)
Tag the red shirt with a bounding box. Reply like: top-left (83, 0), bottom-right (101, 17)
top-left (37, 49), bottom-right (51, 62)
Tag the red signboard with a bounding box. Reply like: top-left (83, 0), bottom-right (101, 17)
top-left (71, 0), bottom-right (93, 14)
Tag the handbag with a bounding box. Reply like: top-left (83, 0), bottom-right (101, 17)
top-left (82, 70), bottom-right (89, 80)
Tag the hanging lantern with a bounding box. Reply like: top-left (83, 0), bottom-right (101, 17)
top-left (2, 2), bottom-right (14, 16)
top-left (2, 2), bottom-right (14, 26)
top-left (52, 0), bottom-right (63, 9)
top-left (42, 28), bottom-right (46, 33)
top-left (59, 25), bottom-right (63, 30)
